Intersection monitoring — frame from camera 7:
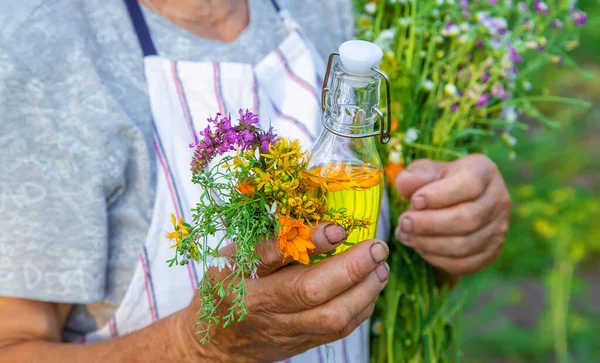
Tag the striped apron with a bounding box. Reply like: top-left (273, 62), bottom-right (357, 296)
top-left (78, 0), bottom-right (390, 361)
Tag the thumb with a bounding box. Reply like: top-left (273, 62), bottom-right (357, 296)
top-left (395, 159), bottom-right (448, 200)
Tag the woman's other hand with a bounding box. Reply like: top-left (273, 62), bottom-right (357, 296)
top-left (394, 154), bottom-right (511, 277)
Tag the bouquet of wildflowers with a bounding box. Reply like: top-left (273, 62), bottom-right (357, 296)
top-left (166, 110), bottom-right (370, 342)
top-left (353, 0), bottom-right (590, 361)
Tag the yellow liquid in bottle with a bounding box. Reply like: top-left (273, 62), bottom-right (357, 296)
top-left (309, 164), bottom-right (384, 256)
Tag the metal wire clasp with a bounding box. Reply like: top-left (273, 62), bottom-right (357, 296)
top-left (321, 52), bottom-right (391, 144)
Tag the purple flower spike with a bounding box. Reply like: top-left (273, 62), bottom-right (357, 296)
top-left (572, 9), bottom-right (588, 26)
top-left (551, 19), bottom-right (564, 29)
top-left (189, 135), bottom-right (200, 149)
top-left (460, 0), bottom-right (468, 9)
top-left (451, 104), bottom-right (458, 113)
top-left (476, 93), bottom-right (490, 107)
top-left (190, 110), bottom-right (268, 173)
top-left (488, 0), bottom-right (498, 5)
top-left (534, 1), bottom-right (549, 14)
top-left (239, 109), bottom-right (259, 126)
top-left (508, 45), bottom-right (523, 63)
top-left (258, 127), bottom-right (279, 152)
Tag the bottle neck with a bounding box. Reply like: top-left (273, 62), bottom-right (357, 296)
top-left (322, 64), bottom-right (382, 138)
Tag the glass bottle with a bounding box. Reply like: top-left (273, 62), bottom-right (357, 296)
top-left (308, 40), bottom-right (391, 257)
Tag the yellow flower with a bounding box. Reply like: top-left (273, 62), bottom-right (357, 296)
top-left (166, 213), bottom-right (190, 249)
top-left (533, 218), bottom-right (557, 240)
top-left (517, 185), bottom-right (535, 198)
top-left (277, 215), bottom-right (316, 265)
top-left (253, 169), bottom-right (273, 191)
top-left (551, 187), bottom-right (575, 205)
top-left (517, 204), bottom-right (533, 218)
top-left (261, 138), bottom-right (306, 171)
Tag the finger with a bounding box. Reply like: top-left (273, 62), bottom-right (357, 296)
top-left (410, 154), bottom-right (496, 210)
top-left (320, 301), bottom-right (376, 344)
top-left (395, 159), bottom-right (447, 200)
top-left (288, 301), bottom-right (376, 355)
top-left (420, 238), bottom-right (503, 276)
top-left (396, 189), bottom-right (495, 236)
top-left (295, 263), bottom-right (388, 334)
top-left (261, 240), bottom-right (389, 312)
top-left (397, 216), bottom-right (501, 258)
top-left (215, 222), bottom-right (347, 278)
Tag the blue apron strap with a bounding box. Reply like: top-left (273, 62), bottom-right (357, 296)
top-left (270, 0), bottom-right (281, 12)
top-left (124, 0), bottom-right (157, 56)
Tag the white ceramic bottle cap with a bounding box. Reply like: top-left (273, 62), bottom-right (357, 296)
top-left (338, 40), bottom-right (384, 76)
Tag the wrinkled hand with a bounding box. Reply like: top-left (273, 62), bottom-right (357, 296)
top-left (182, 224), bottom-right (389, 363)
top-left (394, 154), bottom-right (511, 276)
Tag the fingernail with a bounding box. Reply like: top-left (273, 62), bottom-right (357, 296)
top-left (375, 263), bottom-right (389, 282)
top-left (370, 241), bottom-right (389, 263)
top-left (394, 227), bottom-right (407, 243)
top-left (397, 230), bottom-right (410, 245)
top-left (412, 196), bottom-right (426, 210)
top-left (400, 217), bottom-right (413, 233)
top-left (324, 224), bottom-right (346, 244)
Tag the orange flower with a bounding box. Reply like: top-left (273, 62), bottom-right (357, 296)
top-left (236, 180), bottom-right (256, 196)
top-left (384, 161), bottom-right (403, 183)
top-left (277, 216), bottom-right (315, 265)
top-left (309, 164), bottom-right (382, 192)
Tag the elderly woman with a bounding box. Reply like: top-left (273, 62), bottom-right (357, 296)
top-left (0, 0), bottom-right (511, 362)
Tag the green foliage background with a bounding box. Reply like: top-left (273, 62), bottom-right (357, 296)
top-left (452, 1), bottom-right (600, 361)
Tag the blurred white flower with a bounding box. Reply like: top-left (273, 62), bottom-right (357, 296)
top-left (525, 41), bottom-right (538, 50)
top-left (265, 202), bottom-right (277, 216)
top-left (522, 80), bottom-right (532, 91)
top-left (389, 150), bottom-right (402, 164)
top-left (502, 106), bottom-right (518, 123)
top-left (444, 83), bottom-right (458, 96)
top-left (372, 320), bottom-right (383, 335)
top-left (375, 28), bottom-right (396, 51)
top-left (398, 17), bottom-right (411, 27)
top-left (422, 79), bottom-right (434, 91)
top-left (404, 128), bottom-right (419, 143)
top-left (502, 132), bottom-right (517, 146)
top-left (365, 2), bottom-right (377, 14)
top-left (206, 255), bottom-right (231, 272)
top-left (476, 11), bottom-right (489, 22)
top-left (457, 34), bottom-right (470, 44)
top-left (441, 24), bottom-right (460, 37)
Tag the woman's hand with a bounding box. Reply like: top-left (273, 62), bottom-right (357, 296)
top-left (394, 154), bottom-right (511, 276)
top-left (182, 224), bottom-right (389, 363)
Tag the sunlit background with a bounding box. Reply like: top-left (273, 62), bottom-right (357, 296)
top-left (455, 0), bottom-right (600, 361)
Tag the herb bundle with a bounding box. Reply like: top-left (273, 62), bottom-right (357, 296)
top-left (353, 0), bottom-right (590, 361)
top-left (166, 110), bottom-right (370, 341)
